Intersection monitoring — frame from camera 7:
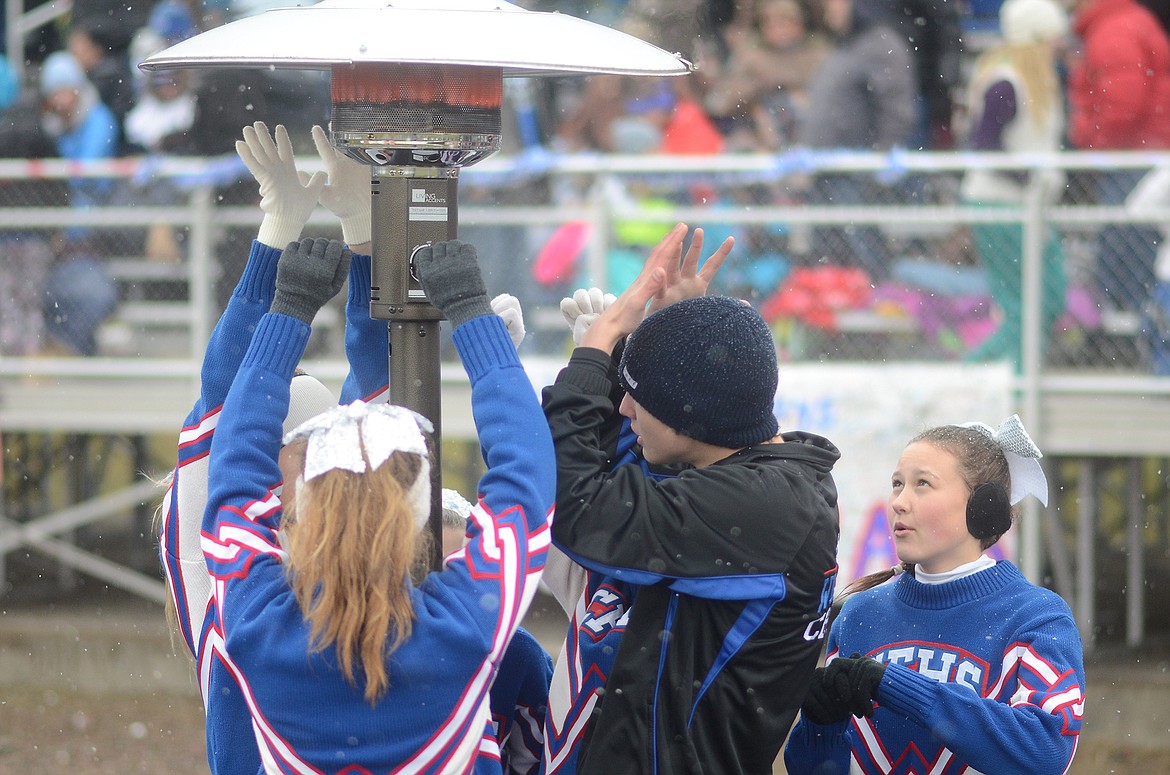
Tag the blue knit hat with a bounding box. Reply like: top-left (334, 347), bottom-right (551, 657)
top-left (39, 51), bottom-right (87, 96)
top-left (149, 0), bottom-right (199, 44)
top-left (619, 295), bottom-right (779, 448)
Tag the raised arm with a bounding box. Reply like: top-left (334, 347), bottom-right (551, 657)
top-left (340, 251), bottom-right (390, 403)
top-left (236, 122), bottom-right (325, 250)
top-left (414, 240), bottom-right (556, 626)
top-left (580, 223), bottom-right (732, 354)
top-left (203, 239), bottom-right (351, 587)
top-left (161, 239), bottom-right (281, 656)
top-left (162, 122), bottom-right (327, 655)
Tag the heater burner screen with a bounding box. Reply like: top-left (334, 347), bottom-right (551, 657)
top-left (331, 63), bottom-right (504, 137)
top-left (331, 102), bottom-right (501, 136)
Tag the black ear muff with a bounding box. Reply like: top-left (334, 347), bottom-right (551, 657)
top-left (966, 482), bottom-right (1012, 540)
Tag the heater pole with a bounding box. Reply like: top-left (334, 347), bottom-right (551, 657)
top-left (370, 165), bottom-right (460, 570)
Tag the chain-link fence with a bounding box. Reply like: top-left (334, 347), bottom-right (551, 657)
top-left (1, 151), bottom-right (1169, 373)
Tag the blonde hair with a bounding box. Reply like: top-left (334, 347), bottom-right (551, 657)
top-left (282, 436), bottom-right (432, 705)
top-left (839, 424), bottom-right (1014, 599)
top-left (971, 43), bottom-right (1061, 129)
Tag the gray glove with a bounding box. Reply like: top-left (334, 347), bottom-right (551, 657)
top-left (413, 240), bottom-right (492, 328)
top-left (271, 238), bottom-right (352, 324)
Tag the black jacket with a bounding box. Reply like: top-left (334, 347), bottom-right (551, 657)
top-left (542, 348), bottom-right (841, 775)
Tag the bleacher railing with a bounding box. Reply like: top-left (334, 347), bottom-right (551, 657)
top-left (2, 149), bottom-right (1170, 414)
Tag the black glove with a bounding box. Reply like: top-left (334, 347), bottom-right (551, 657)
top-left (823, 653), bottom-right (887, 719)
top-left (800, 666), bottom-right (854, 725)
top-left (413, 240), bottom-right (492, 328)
top-left (847, 657), bottom-right (887, 718)
top-left (271, 237), bottom-right (351, 324)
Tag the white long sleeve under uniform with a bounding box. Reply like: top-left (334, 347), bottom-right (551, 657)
top-left (201, 310), bottom-right (556, 775)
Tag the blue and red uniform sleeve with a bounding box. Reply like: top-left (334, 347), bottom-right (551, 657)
top-left (161, 240), bottom-right (281, 656)
top-left (341, 251), bottom-right (390, 404)
top-left (202, 312), bottom-right (307, 587)
top-left (431, 313), bottom-right (556, 632)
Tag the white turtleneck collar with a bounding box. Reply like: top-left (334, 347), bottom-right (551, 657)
top-left (914, 553), bottom-right (996, 585)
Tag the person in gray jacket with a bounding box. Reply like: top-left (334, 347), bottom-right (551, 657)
top-left (798, 0), bottom-right (918, 282)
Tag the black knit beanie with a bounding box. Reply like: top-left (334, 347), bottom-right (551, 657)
top-left (618, 295), bottom-right (779, 448)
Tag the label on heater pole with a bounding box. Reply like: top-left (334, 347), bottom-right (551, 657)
top-left (409, 206), bottom-right (449, 222)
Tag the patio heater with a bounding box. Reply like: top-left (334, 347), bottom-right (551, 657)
top-left (139, 0), bottom-right (691, 565)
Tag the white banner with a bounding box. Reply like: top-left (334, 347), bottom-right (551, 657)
top-left (771, 363), bottom-right (1013, 586)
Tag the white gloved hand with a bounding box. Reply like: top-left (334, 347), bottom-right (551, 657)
top-left (235, 122), bottom-right (326, 249)
top-left (312, 125), bottom-right (372, 247)
top-left (490, 293), bottom-right (526, 350)
top-left (560, 287), bottom-right (616, 345)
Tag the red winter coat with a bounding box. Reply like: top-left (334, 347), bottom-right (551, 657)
top-left (1069, 0), bottom-right (1170, 149)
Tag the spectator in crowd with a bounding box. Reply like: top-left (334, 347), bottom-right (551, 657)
top-left (124, 69), bottom-right (197, 155)
top-left (38, 49), bottom-right (120, 212)
top-left (701, 0), bottom-right (830, 151)
top-left (122, 67), bottom-right (199, 261)
top-left (556, 69), bottom-right (679, 155)
top-left (42, 239), bottom-right (119, 356)
top-left (69, 0), bottom-right (151, 59)
top-left (128, 0), bottom-right (203, 100)
top-left (784, 415), bottom-right (1083, 775)
top-left (554, 8), bottom-right (726, 156)
top-left (38, 47), bottom-right (122, 276)
top-left (960, 0), bottom-right (1069, 370)
top-left (0, 80), bottom-right (115, 358)
top-left (0, 81), bottom-right (60, 356)
top-left (799, 0), bottom-right (917, 152)
top-left (888, 0), bottom-right (964, 149)
top-left (1067, 0), bottom-right (1170, 333)
top-left (797, 0), bottom-right (918, 281)
top-left (66, 18), bottom-right (135, 152)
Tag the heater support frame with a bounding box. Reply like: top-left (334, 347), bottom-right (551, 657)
top-left (371, 166), bottom-right (459, 569)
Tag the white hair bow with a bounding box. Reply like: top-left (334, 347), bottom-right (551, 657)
top-left (283, 400), bottom-right (434, 528)
top-left (960, 414), bottom-right (1048, 506)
